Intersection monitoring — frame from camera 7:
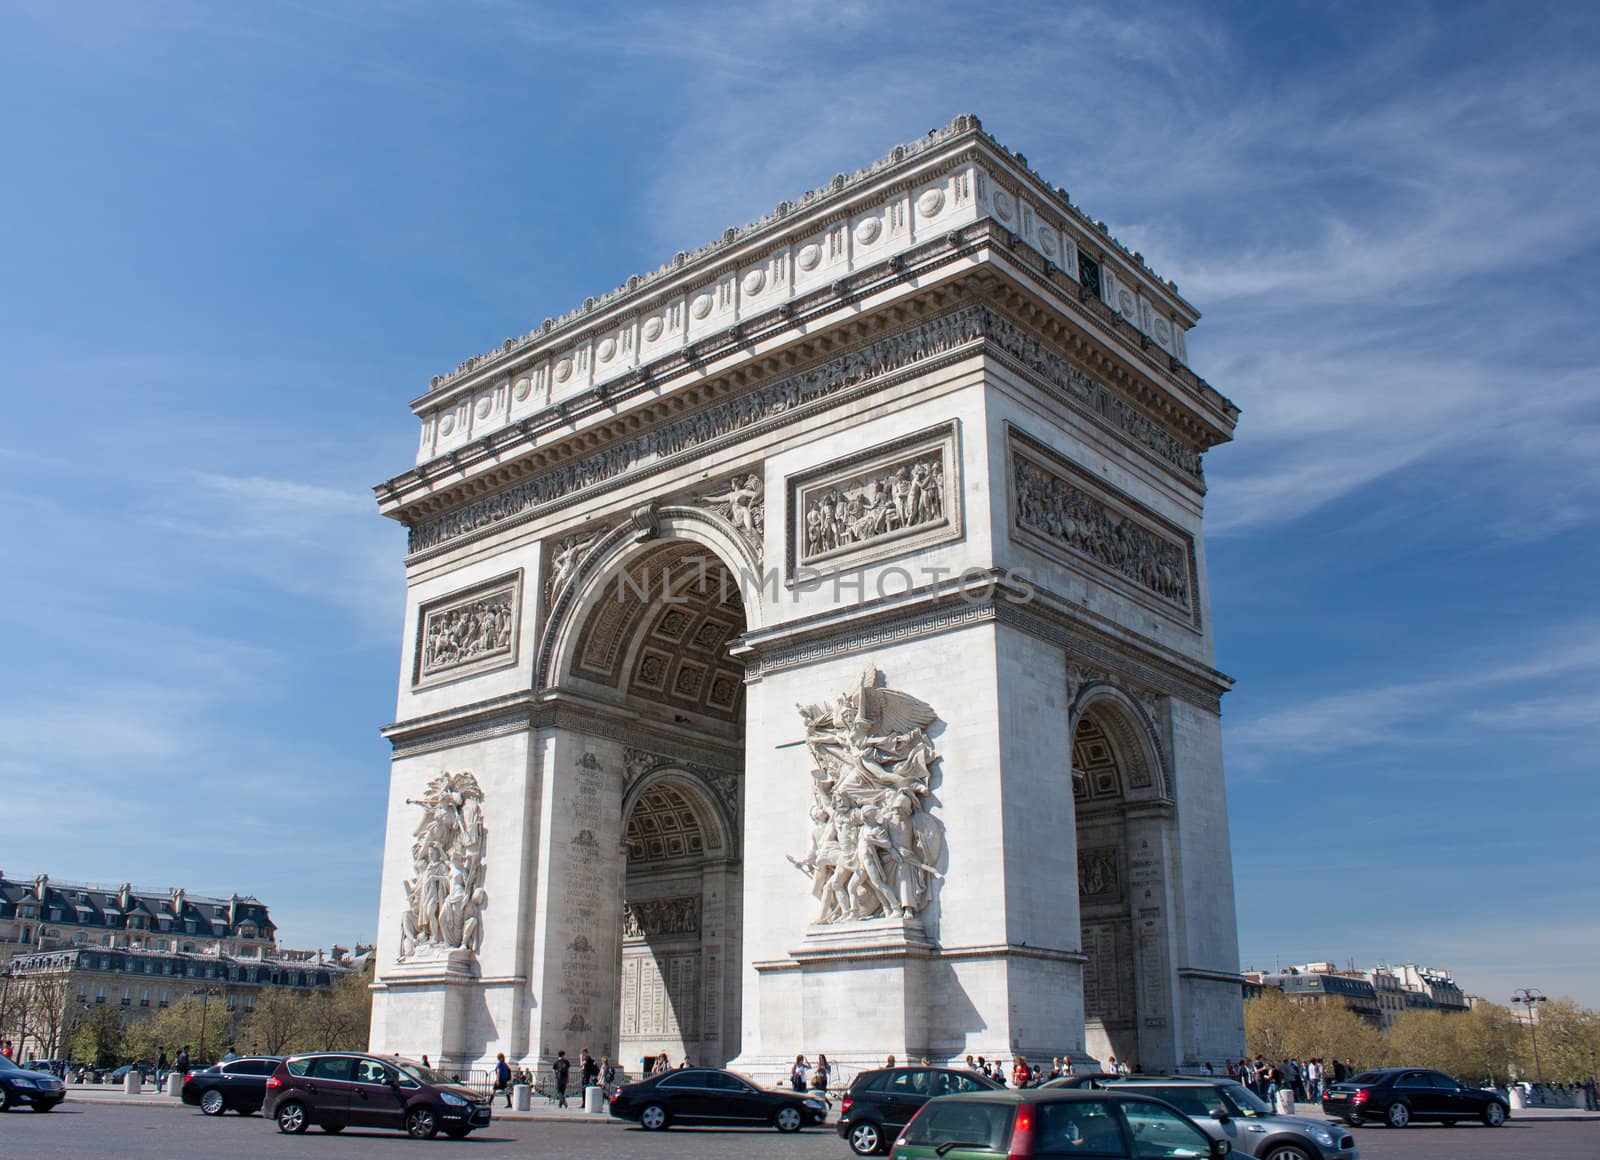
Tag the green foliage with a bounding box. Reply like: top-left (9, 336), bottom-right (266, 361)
top-left (1246, 993), bottom-right (1600, 1084)
top-left (70, 1004), bottom-right (127, 1069)
top-left (124, 996), bottom-right (229, 1065)
top-left (234, 963), bottom-right (373, 1056)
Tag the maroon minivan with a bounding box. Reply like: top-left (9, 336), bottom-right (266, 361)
top-left (264, 1052), bottom-right (492, 1139)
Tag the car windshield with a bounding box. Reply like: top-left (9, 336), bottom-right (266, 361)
top-left (1219, 1081), bottom-right (1272, 1117)
top-left (393, 1058), bottom-right (447, 1085)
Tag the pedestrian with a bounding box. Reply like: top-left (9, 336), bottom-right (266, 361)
top-left (1012, 1057), bottom-right (1030, 1088)
top-left (552, 1050), bottom-right (571, 1108)
top-left (677, 1056), bottom-right (692, 1069)
top-left (493, 1053), bottom-right (512, 1107)
top-left (581, 1048), bottom-right (599, 1092)
top-left (885, 1053), bottom-right (897, 1068)
top-left (791, 1054), bottom-right (809, 1092)
top-left (157, 1048), bottom-right (169, 1082)
top-left (1, 1040), bottom-right (12, 1060)
top-left (174, 1045), bottom-right (190, 1075)
top-left (651, 1052), bottom-right (669, 1075)
top-left (601, 1057), bottom-right (617, 1096)
top-left (421, 1054), bottom-right (432, 1070)
top-left (1107, 1055), bottom-right (1118, 1078)
top-left (966, 1054), bottom-right (977, 1072)
top-left (1203, 1061), bottom-right (1214, 1077)
top-left (812, 1054), bottom-right (831, 1099)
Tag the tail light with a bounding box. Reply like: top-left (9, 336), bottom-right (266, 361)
top-left (266, 1075), bottom-right (283, 1089)
top-left (1352, 1089), bottom-right (1368, 1104)
top-left (1008, 1103), bottom-right (1036, 1160)
top-left (183, 1072), bottom-right (193, 1085)
top-left (841, 1096), bottom-right (854, 1115)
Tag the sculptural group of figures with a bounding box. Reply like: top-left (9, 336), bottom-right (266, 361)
top-left (789, 666), bottom-right (945, 923)
top-left (803, 457), bottom-right (944, 559)
top-left (400, 771), bottom-right (487, 960)
top-left (1014, 459), bottom-right (1190, 607)
top-left (421, 595), bottom-right (514, 674)
top-left (623, 896), bottom-right (700, 939)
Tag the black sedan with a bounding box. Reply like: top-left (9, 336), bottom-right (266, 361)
top-left (1322, 1067), bottom-right (1509, 1128)
top-left (838, 1066), bottom-right (1000, 1155)
top-left (0, 1052), bottom-right (66, 1112)
top-left (181, 1056), bottom-right (284, 1115)
top-left (609, 1067), bottom-right (828, 1132)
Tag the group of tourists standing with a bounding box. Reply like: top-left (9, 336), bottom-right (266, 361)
top-left (1228, 1055), bottom-right (1349, 1101)
top-left (492, 1047), bottom-right (613, 1108)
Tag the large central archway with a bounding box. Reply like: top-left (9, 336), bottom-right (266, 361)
top-left (538, 513), bottom-right (751, 1072)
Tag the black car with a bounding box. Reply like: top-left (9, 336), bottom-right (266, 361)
top-left (182, 1056), bottom-right (284, 1115)
top-left (1038, 1072), bottom-right (1125, 1089)
top-left (0, 1052), bottom-right (66, 1112)
top-left (265, 1052), bottom-right (493, 1139)
top-left (1321, 1067), bottom-right (1508, 1128)
top-left (608, 1067), bottom-right (828, 1132)
top-left (837, 1066), bottom-right (1000, 1155)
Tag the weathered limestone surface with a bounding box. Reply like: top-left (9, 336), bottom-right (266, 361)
top-left (368, 115), bottom-right (1244, 1079)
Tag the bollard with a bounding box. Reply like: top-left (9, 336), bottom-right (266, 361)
top-left (166, 1072), bottom-right (182, 1097)
top-left (512, 1083), bottom-right (531, 1112)
top-left (584, 1084), bottom-right (604, 1113)
top-left (1274, 1089), bottom-right (1294, 1116)
top-left (124, 1071), bottom-right (142, 1095)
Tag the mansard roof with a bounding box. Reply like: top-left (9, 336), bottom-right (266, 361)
top-left (0, 872), bottom-right (275, 935)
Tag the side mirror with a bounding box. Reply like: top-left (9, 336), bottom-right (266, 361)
top-left (1210, 1139), bottom-right (1230, 1160)
top-left (1210, 1108), bottom-right (1230, 1123)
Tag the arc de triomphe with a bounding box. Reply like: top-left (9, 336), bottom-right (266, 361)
top-left (368, 114), bottom-right (1244, 1078)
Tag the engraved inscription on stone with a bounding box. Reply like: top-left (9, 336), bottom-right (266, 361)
top-left (413, 573), bottom-right (520, 685)
top-left (555, 751), bottom-right (611, 1036)
top-left (1009, 430), bottom-right (1195, 617)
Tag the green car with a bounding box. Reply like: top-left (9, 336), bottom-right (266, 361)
top-left (890, 1089), bottom-right (1243, 1160)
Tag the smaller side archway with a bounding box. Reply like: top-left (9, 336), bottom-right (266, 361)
top-left (1070, 687), bottom-right (1180, 1073)
top-left (617, 765), bottom-right (743, 1070)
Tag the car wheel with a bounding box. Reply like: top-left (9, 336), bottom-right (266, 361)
top-left (1263, 1146), bottom-right (1312, 1160)
top-left (1386, 1101), bottom-right (1410, 1128)
top-left (322, 1124), bottom-right (344, 1134)
top-left (444, 1124), bottom-right (472, 1139)
top-left (407, 1106), bottom-right (439, 1139)
top-left (774, 1105), bottom-right (804, 1133)
top-left (200, 1089), bottom-right (227, 1116)
top-left (276, 1101), bottom-right (310, 1134)
top-left (1345, 1111), bottom-right (1363, 1127)
top-left (1483, 1101), bottom-right (1507, 1127)
top-left (849, 1120), bottom-right (885, 1155)
top-left (639, 1103), bottom-right (670, 1130)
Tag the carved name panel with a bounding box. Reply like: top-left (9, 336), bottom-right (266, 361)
top-left (788, 422), bottom-right (962, 579)
top-left (1007, 428), bottom-right (1198, 625)
top-left (412, 572), bottom-right (521, 686)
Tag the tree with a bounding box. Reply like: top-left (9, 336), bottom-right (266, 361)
top-left (234, 987), bottom-right (307, 1055)
top-left (0, 973), bottom-right (68, 1060)
top-left (1244, 988), bottom-right (1299, 1062)
top-left (299, 966), bottom-right (373, 1052)
top-left (1529, 998), bottom-right (1600, 1083)
top-left (124, 996), bottom-right (229, 1065)
top-left (70, 1005), bottom-right (127, 1069)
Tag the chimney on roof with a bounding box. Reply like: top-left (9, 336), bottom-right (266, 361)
top-left (119, 883), bottom-right (132, 912)
top-left (35, 873), bottom-right (48, 901)
top-left (170, 887), bottom-right (185, 917)
top-left (228, 894), bottom-right (239, 927)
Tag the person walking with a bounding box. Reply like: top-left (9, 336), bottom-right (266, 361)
top-left (157, 1048), bottom-right (169, 1082)
top-left (580, 1048), bottom-right (599, 1093)
top-left (552, 1050), bottom-right (571, 1108)
top-left (493, 1053), bottom-right (512, 1107)
top-left (174, 1045), bottom-right (190, 1076)
top-left (601, 1057), bottom-right (617, 1097)
top-left (791, 1054), bottom-right (810, 1092)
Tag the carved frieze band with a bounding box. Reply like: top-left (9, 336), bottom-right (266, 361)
top-left (1008, 428), bottom-right (1199, 627)
top-left (412, 572), bottom-right (522, 687)
top-left (407, 304), bottom-right (1202, 555)
top-left (789, 422), bottom-right (961, 580)
top-left (623, 896), bottom-right (701, 940)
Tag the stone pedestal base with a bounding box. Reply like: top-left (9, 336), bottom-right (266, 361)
top-left (371, 950), bottom-right (484, 1069)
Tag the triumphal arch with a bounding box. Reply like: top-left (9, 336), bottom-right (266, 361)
top-left (369, 115), bottom-right (1245, 1078)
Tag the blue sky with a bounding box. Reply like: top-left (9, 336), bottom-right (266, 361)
top-left (3, 2), bottom-right (1596, 1006)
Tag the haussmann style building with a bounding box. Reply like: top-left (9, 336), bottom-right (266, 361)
top-left (367, 115), bottom-right (1245, 1079)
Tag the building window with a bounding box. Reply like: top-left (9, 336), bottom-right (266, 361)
top-left (159, 990), bottom-right (170, 1008)
top-left (96, 986), bottom-right (107, 1004)
top-left (140, 989), bottom-right (150, 1007)
top-left (1078, 252), bottom-right (1103, 299)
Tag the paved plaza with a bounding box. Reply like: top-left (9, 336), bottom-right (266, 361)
top-left (12, 1095), bottom-right (1598, 1160)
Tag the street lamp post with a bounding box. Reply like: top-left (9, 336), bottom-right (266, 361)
top-left (192, 985), bottom-right (222, 1062)
top-left (1510, 987), bottom-right (1548, 1084)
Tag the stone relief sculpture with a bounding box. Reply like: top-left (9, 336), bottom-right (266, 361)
top-left (699, 473), bottom-right (765, 560)
top-left (399, 771), bottom-right (487, 961)
top-left (623, 896), bottom-right (701, 938)
top-left (802, 455), bottom-right (944, 561)
top-left (1014, 455), bottom-right (1191, 609)
top-left (788, 665), bottom-right (944, 923)
top-left (418, 586), bottom-right (515, 679)
top-left (547, 528), bottom-right (604, 604)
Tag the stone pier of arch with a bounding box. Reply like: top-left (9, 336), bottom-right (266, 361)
top-left (366, 115), bottom-right (1246, 1081)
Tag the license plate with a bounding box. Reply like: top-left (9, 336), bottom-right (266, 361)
top-left (1327, 1093), bottom-right (1346, 1101)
